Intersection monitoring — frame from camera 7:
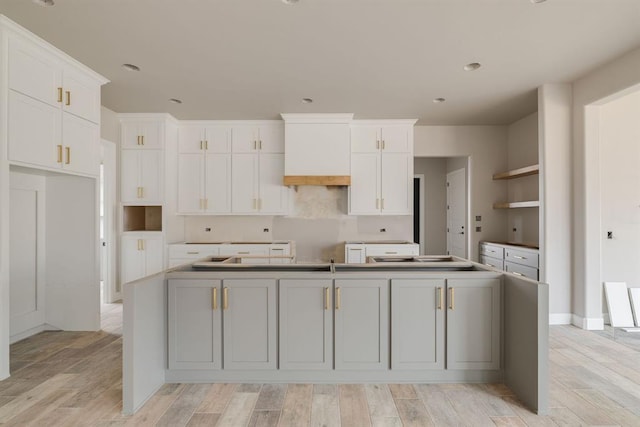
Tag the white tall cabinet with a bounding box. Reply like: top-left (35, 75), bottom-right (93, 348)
top-left (0, 15), bottom-right (108, 363)
top-left (349, 121), bottom-right (416, 215)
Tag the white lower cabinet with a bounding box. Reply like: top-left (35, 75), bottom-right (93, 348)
top-left (279, 279), bottom-right (333, 370)
top-left (168, 280), bottom-right (222, 370)
top-left (120, 234), bottom-right (163, 284)
top-left (334, 279), bottom-right (389, 370)
top-left (446, 278), bottom-right (501, 370)
top-left (222, 279), bottom-right (277, 370)
top-left (391, 279), bottom-right (445, 370)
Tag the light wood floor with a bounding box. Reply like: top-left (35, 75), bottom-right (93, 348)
top-left (2, 304), bottom-right (640, 426)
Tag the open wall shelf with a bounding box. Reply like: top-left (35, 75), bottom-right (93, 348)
top-left (493, 164), bottom-right (539, 180)
top-left (493, 201), bottom-right (540, 209)
top-left (123, 205), bottom-right (163, 231)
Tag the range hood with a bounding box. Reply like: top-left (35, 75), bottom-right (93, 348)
top-left (281, 113), bottom-right (353, 186)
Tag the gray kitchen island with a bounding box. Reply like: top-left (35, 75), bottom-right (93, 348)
top-left (122, 258), bottom-right (548, 416)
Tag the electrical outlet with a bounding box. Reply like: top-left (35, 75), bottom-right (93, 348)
top-left (263, 228), bottom-right (269, 232)
top-left (380, 228), bottom-right (386, 233)
top-left (476, 226), bottom-right (482, 232)
top-left (475, 215), bottom-right (482, 222)
top-left (607, 231), bottom-right (613, 239)
top-left (205, 227), bottom-right (211, 232)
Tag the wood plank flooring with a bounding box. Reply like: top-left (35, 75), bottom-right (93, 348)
top-left (2, 303), bottom-right (640, 426)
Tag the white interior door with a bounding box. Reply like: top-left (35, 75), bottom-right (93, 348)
top-left (10, 172), bottom-right (46, 341)
top-left (447, 168), bottom-right (467, 258)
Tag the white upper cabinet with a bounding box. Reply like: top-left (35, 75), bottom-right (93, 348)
top-left (121, 120), bottom-right (163, 149)
top-left (349, 121), bottom-right (415, 215)
top-left (177, 124), bottom-right (232, 214)
top-left (231, 153), bottom-right (287, 215)
top-left (232, 123), bottom-right (284, 153)
top-left (121, 150), bottom-right (163, 204)
top-left (5, 29), bottom-right (107, 177)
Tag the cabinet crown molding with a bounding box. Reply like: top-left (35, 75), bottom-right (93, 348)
top-left (281, 113), bottom-right (354, 124)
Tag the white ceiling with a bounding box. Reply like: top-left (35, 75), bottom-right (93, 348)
top-left (1, 0), bottom-right (640, 125)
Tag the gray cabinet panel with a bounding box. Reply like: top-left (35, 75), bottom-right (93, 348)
top-left (168, 279), bottom-right (221, 370)
top-left (446, 278), bottom-right (501, 370)
top-left (223, 279), bottom-right (277, 370)
top-left (335, 279), bottom-right (389, 370)
top-left (504, 247), bottom-right (539, 269)
top-left (480, 254), bottom-right (504, 270)
top-left (279, 279), bottom-right (333, 370)
top-left (391, 279), bottom-right (445, 370)
top-left (505, 261), bottom-right (538, 280)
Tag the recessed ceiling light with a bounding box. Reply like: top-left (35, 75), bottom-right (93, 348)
top-left (32, 0), bottom-right (54, 6)
top-left (282, 0), bottom-right (300, 4)
top-left (121, 63), bottom-right (140, 72)
top-left (301, 98), bottom-right (313, 104)
top-left (433, 98), bottom-right (446, 103)
top-left (530, 0), bottom-right (547, 3)
top-left (168, 98), bottom-right (182, 104)
top-left (463, 62), bottom-right (482, 71)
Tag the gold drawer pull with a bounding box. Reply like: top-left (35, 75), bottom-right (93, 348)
top-left (449, 288), bottom-right (454, 310)
top-left (223, 287), bottom-right (229, 310)
top-left (336, 287), bottom-right (341, 310)
top-left (57, 87), bottom-right (63, 103)
top-left (65, 147), bottom-right (70, 164)
top-left (512, 271), bottom-right (524, 277)
top-left (513, 255), bottom-right (526, 260)
top-left (324, 287), bottom-right (330, 310)
top-left (212, 287), bottom-right (218, 310)
top-left (437, 287), bottom-right (443, 310)
top-left (57, 145), bottom-right (63, 163)
top-left (65, 91), bottom-right (71, 106)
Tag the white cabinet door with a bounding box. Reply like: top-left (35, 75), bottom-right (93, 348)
top-left (334, 279), bottom-right (389, 370)
top-left (391, 279), bottom-right (445, 370)
top-left (446, 278), bottom-right (501, 370)
top-left (257, 124), bottom-right (284, 153)
top-left (349, 153), bottom-right (380, 215)
top-left (168, 280), bottom-right (222, 370)
top-left (120, 236), bottom-right (144, 284)
top-left (62, 68), bottom-right (100, 124)
top-left (177, 153), bottom-right (205, 213)
top-left (231, 154), bottom-right (258, 213)
top-left (232, 124), bottom-right (283, 153)
top-left (205, 126), bottom-right (232, 153)
top-left (121, 150), bottom-right (163, 203)
top-left (8, 90), bottom-right (61, 170)
top-left (279, 279), bottom-right (333, 370)
top-left (143, 236), bottom-right (164, 276)
top-left (205, 153), bottom-right (231, 213)
top-left (345, 244), bottom-right (366, 264)
top-left (258, 154), bottom-right (287, 215)
top-left (380, 126), bottom-right (411, 153)
top-left (121, 121), bottom-right (163, 149)
top-left (351, 125), bottom-right (380, 153)
top-left (381, 152), bottom-right (411, 215)
top-left (8, 36), bottom-right (61, 107)
top-left (231, 125), bottom-right (259, 153)
top-left (178, 126), bottom-right (205, 154)
top-left (62, 113), bottom-right (99, 176)
top-left (222, 279), bottom-right (277, 370)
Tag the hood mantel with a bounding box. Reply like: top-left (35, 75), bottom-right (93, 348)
top-left (281, 113), bottom-right (353, 186)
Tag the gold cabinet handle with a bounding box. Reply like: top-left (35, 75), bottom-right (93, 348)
top-left (212, 287), bottom-right (218, 310)
top-left (57, 87), bottom-right (63, 103)
top-left (223, 287), bottom-right (229, 310)
top-left (204, 198), bottom-right (208, 210)
top-left (137, 136), bottom-right (141, 146)
top-left (258, 198), bottom-right (262, 211)
top-left (381, 199), bottom-right (385, 210)
top-left (437, 287), bottom-right (443, 310)
top-left (382, 140), bottom-right (385, 150)
top-left (137, 187), bottom-right (142, 198)
top-left (65, 147), bottom-right (70, 164)
top-left (253, 140), bottom-right (257, 150)
top-left (57, 145), bottom-right (63, 163)
top-left (449, 288), bottom-right (454, 310)
top-left (200, 141), bottom-right (203, 150)
top-left (259, 140), bottom-right (262, 150)
top-left (376, 140), bottom-right (380, 149)
top-left (141, 240), bottom-right (145, 251)
top-left (513, 255), bottom-right (526, 260)
top-left (137, 239), bottom-right (141, 251)
top-left (376, 198), bottom-right (380, 209)
top-left (336, 287), bottom-right (341, 310)
top-left (237, 251), bottom-right (250, 254)
top-left (324, 287), bottom-right (330, 310)
top-left (205, 140), bottom-right (208, 150)
top-left (512, 271), bottom-right (525, 277)
top-left (187, 251), bottom-right (199, 255)
top-left (253, 198), bottom-right (257, 210)
top-left (65, 91), bottom-right (71, 106)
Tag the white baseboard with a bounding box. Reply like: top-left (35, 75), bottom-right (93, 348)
top-left (570, 314), bottom-right (604, 330)
top-left (549, 313), bottom-right (572, 325)
top-left (10, 323), bottom-right (61, 344)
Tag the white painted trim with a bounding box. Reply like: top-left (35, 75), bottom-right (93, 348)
top-left (9, 323), bottom-right (60, 345)
top-left (415, 174), bottom-right (425, 254)
top-left (571, 313), bottom-right (604, 330)
top-left (280, 113), bottom-right (354, 123)
top-left (101, 140), bottom-right (119, 302)
top-left (549, 313), bottom-right (572, 325)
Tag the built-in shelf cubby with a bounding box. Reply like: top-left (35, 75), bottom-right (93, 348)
top-left (493, 164), bottom-right (540, 209)
top-left (123, 205), bottom-right (163, 231)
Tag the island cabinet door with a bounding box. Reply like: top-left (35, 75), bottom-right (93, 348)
top-left (334, 279), bottom-right (389, 370)
top-left (222, 279), bottom-right (277, 370)
top-left (167, 279), bottom-right (222, 370)
top-left (446, 278), bottom-right (501, 370)
top-left (279, 279), bottom-right (333, 370)
top-left (391, 279), bottom-right (445, 370)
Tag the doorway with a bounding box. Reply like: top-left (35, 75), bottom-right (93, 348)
top-left (100, 140), bottom-right (118, 304)
top-left (447, 168), bottom-right (467, 258)
top-left (413, 175), bottom-right (424, 253)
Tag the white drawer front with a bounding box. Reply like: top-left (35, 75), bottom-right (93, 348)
top-left (480, 243), bottom-right (504, 258)
top-left (480, 255), bottom-right (503, 270)
top-left (365, 244), bottom-right (419, 257)
top-left (505, 248), bottom-right (538, 269)
top-left (505, 261), bottom-right (538, 281)
top-left (169, 244), bottom-right (220, 259)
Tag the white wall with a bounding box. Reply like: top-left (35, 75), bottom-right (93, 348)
top-left (599, 90), bottom-right (640, 287)
top-left (573, 47), bottom-right (640, 328)
top-left (414, 126), bottom-right (509, 261)
top-left (507, 113), bottom-right (539, 245)
top-left (539, 84), bottom-right (573, 324)
top-left (414, 158), bottom-right (447, 255)
top-left (101, 106), bottom-right (119, 142)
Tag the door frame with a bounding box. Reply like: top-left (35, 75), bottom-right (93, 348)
top-left (446, 167), bottom-right (469, 259)
top-left (101, 139), bottom-right (118, 303)
top-left (414, 174), bottom-right (425, 254)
